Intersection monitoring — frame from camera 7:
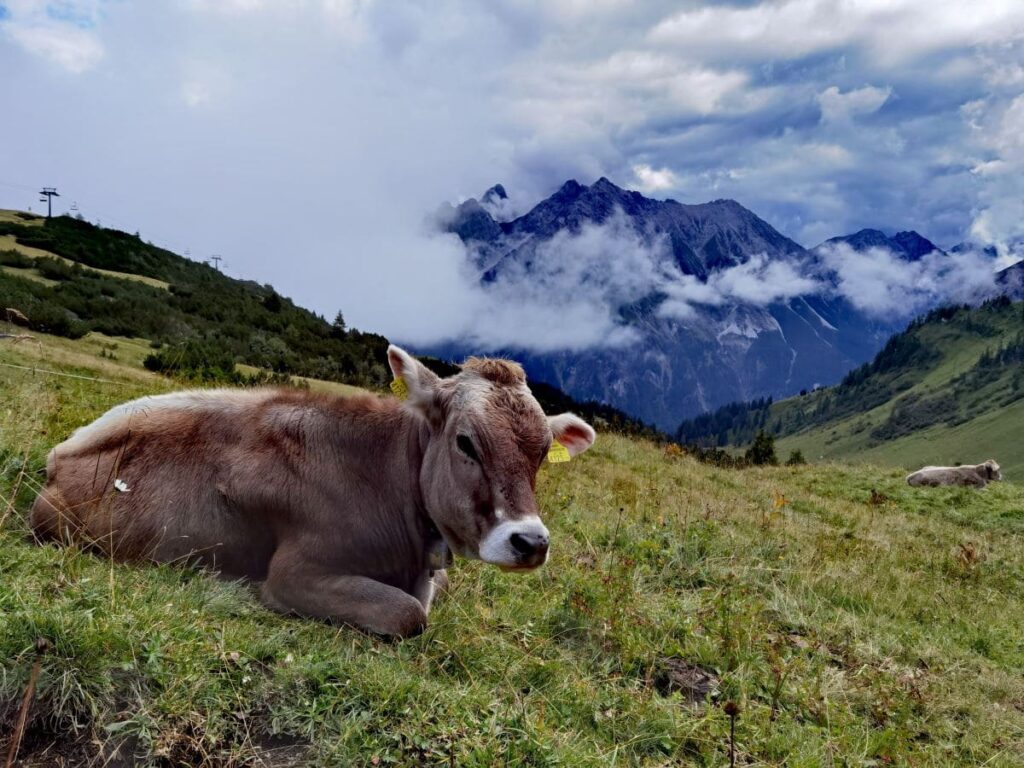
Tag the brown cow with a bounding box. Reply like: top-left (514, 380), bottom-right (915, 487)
top-left (906, 460), bottom-right (1002, 489)
top-left (31, 345), bottom-right (596, 636)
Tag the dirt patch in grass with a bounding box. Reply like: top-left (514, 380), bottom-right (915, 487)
top-left (653, 657), bottom-right (719, 706)
top-left (1, 710), bottom-right (310, 768)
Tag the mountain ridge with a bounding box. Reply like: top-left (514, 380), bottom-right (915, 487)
top-left (431, 177), bottom-right (1006, 429)
top-left (820, 228), bottom-right (942, 260)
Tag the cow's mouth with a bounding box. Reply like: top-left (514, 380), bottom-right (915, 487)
top-left (497, 562), bottom-right (544, 573)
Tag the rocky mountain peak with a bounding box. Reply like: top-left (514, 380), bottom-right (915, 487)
top-left (482, 184), bottom-right (507, 203)
top-left (821, 228), bottom-right (941, 260)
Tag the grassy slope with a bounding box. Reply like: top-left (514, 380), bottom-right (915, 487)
top-left (1, 333), bottom-right (1023, 766)
top-left (0, 230), bottom-right (171, 290)
top-left (0, 211), bottom-right (44, 227)
top-left (234, 363), bottom-right (368, 398)
top-left (773, 303), bottom-right (1024, 477)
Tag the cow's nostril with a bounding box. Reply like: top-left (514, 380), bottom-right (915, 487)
top-left (510, 532), bottom-right (535, 555)
top-left (509, 532), bottom-right (549, 559)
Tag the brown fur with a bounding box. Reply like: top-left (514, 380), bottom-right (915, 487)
top-left (31, 347), bottom-right (596, 637)
top-left (462, 357), bottom-right (526, 386)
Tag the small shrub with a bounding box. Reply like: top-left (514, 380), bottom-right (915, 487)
top-left (745, 430), bottom-right (778, 466)
top-left (0, 249), bottom-right (33, 268)
top-left (33, 257), bottom-right (80, 281)
top-left (144, 339), bottom-right (237, 382)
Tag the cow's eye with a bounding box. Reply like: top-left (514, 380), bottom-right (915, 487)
top-left (457, 435), bottom-right (480, 463)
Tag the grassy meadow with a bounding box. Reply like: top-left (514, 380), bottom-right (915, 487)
top-left (2, 330), bottom-right (1023, 766)
top-left (0, 232), bottom-right (171, 291)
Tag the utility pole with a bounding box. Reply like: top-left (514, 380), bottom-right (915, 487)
top-left (38, 187), bottom-right (59, 218)
top-left (209, 255), bottom-right (223, 271)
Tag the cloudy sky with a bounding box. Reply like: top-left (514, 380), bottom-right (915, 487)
top-left (1, 0), bottom-right (1022, 343)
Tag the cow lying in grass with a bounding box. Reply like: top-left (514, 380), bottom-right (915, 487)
top-left (31, 345), bottom-right (596, 637)
top-left (906, 460), bottom-right (1002, 489)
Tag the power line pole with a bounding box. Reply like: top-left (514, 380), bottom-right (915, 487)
top-left (38, 187), bottom-right (59, 218)
top-left (209, 255), bottom-right (223, 271)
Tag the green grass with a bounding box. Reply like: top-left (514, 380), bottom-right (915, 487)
top-left (0, 264), bottom-right (60, 287)
top-left (2, 335), bottom-right (1024, 765)
top-left (235, 363), bottom-right (369, 398)
top-left (0, 233), bottom-right (171, 290)
top-left (0, 209), bottom-right (44, 227)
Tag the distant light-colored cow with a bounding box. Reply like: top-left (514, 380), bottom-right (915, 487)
top-left (31, 345), bottom-right (596, 637)
top-left (906, 460), bottom-right (1002, 489)
top-left (4, 307), bottom-right (30, 326)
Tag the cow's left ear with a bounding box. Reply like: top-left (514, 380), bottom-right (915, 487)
top-left (387, 345), bottom-right (441, 414)
top-left (548, 413), bottom-right (596, 457)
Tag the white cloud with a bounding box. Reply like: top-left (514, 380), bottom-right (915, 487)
top-left (965, 94), bottom-right (1024, 246)
top-left (507, 50), bottom-right (761, 141)
top-left (660, 254), bottom-right (818, 319)
top-left (632, 163), bottom-right (679, 193)
top-left (709, 255), bottom-right (818, 305)
top-left (6, 23), bottom-right (103, 72)
top-left (1, 0), bottom-right (104, 73)
top-left (817, 85), bottom-right (892, 123)
top-left (459, 212), bottom-right (671, 351)
top-left (818, 242), bottom-right (999, 317)
top-left (649, 0), bottom-right (1024, 65)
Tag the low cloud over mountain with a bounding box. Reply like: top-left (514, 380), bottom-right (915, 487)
top-left (411, 178), bottom-right (1019, 429)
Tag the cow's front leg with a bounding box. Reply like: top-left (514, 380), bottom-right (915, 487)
top-left (414, 569), bottom-right (449, 614)
top-left (262, 550), bottom-right (427, 638)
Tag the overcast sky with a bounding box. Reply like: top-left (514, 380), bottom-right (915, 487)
top-left (1, 0), bottom-right (1023, 342)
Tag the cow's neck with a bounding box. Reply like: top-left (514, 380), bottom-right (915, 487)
top-left (407, 414), bottom-right (448, 569)
top-left (321, 402), bottom-right (441, 579)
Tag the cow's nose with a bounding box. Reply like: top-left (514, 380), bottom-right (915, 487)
top-left (510, 531), bottom-right (549, 559)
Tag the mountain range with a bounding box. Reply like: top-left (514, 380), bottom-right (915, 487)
top-left (424, 178), bottom-right (1021, 430)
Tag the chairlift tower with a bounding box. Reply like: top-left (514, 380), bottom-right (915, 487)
top-left (39, 187), bottom-right (59, 218)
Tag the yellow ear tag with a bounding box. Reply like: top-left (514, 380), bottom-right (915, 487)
top-left (390, 377), bottom-right (409, 400)
top-left (547, 442), bottom-right (571, 463)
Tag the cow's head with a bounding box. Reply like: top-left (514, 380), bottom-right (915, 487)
top-left (387, 345), bottom-right (595, 571)
top-left (983, 459), bottom-right (1002, 481)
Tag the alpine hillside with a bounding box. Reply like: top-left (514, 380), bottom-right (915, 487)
top-left (676, 297), bottom-right (1024, 476)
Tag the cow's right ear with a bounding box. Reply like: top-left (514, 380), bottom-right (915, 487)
top-left (387, 345), bottom-right (441, 414)
top-left (548, 413), bottom-right (596, 457)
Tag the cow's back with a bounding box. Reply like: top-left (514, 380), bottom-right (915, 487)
top-left (31, 389), bottom-right (291, 576)
top-left (906, 465), bottom-right (985, 488)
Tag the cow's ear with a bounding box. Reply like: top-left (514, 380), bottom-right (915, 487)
top-left (548, 413), bottom-right (596, 457)
top-left (387, 345), bottom-right (441, 413)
